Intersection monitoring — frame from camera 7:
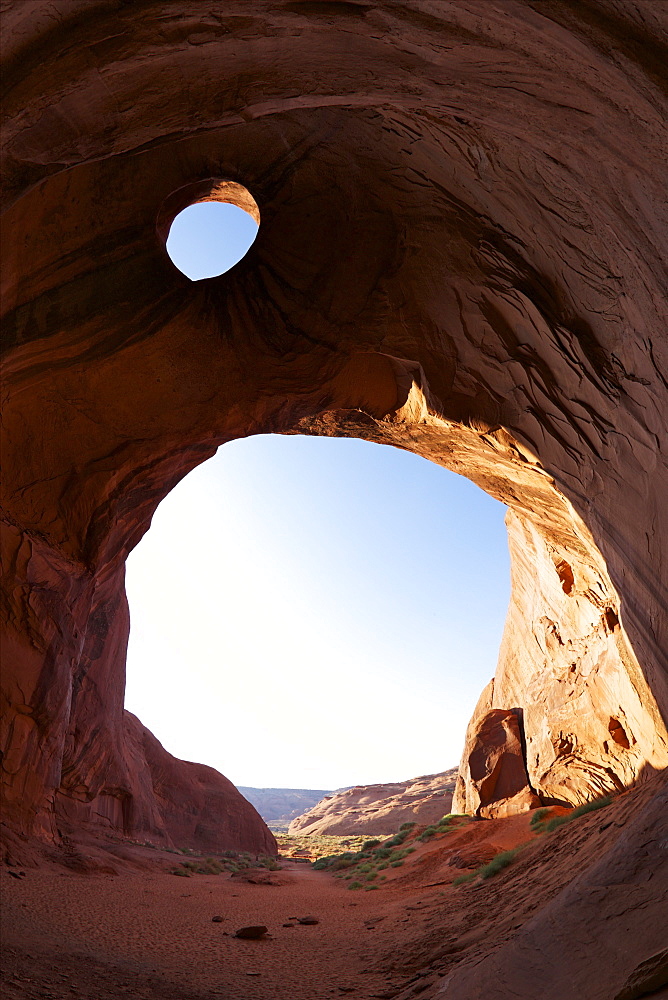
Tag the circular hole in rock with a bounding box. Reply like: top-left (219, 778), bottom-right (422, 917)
top-left (166, 199), bottom-right (259, 280)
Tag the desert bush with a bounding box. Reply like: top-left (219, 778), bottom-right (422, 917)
top-left (366, 872), bottom-right (378, 881)
top-left (544, 796), bottom-right (611, 833)
top-left (363, 839), bottom-right (382, 850)
top-left (313, 856), bottom-right (333, 870)
top-left (390, 860), bottom-right (404, 868)
top-left (452, 871), bottom-right (476, 886)
top-left (348, 881), bottom-right (363, 890)
top-left (389, 848), bottom-right (410, 862)
top-left (385, 831), bottom-right (408, 847)
top-left (477, 848), bottom-right (522, 879)
top-left (530, 807), bottom-right (550, 828)
top-left (258, 856), bottom-right (281, 871)
top-left (373, 847), bottom-right (392, 860)
top-left (399, 822), bottom-right (416, 831)
top-left (418, 825), bottom-right (439, 841)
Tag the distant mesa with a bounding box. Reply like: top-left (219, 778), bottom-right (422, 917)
top-left (237, 787), bottom-right (334, 828)
top-left (288, 770), bottom-right (458, 836)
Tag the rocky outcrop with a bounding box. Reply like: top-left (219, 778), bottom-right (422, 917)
top-left (437, 773), bottom-right (668, 1000)
top-left (453, 708), bottom-right (539, 819)
top-left (4, 707), bottom-right (277, 859)
top-left (289, 771), bottom-right (458, 836)
top-left (1, 10), bottom-right (667, 984)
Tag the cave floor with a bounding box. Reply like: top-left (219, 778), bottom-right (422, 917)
top-left (1, 860), bottom-right (436, 999)
top-left (2, 777), bottom-right (665, 1000)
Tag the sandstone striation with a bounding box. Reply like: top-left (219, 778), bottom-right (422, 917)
top-left (1, 2), bottom-right (668, 991)
top-left (288, 770), bottom-right (458, 836)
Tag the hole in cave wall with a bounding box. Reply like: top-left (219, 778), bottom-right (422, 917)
top-left (608, 718), bottom-right (631, 749)
top-left (159, 178), bottom-right (260, 281)
top-left (555, 559), bottom-right (575, 596)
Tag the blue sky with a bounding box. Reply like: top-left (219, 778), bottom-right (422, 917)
top-left (123, 204), bottom-right (510, 790)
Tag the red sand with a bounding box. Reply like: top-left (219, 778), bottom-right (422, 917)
top-left (2, 858), bottom-right (441, 999)
top-left (2, 785), bottom-right (661, 1000)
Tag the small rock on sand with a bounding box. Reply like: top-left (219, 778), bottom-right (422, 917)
top-left (235, 925), bottom-right (269, 940)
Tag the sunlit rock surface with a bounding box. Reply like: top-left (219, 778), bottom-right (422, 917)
top-left (289, 770), bottom-right (458, 836)
top-left (1, 3), bottom-right (667, 990)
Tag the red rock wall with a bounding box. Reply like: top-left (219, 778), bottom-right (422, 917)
top-left (2, 1), bottom-right (667, 862)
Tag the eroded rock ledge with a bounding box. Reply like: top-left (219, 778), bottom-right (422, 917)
top-left (1, 4), bottom-right (667, 979)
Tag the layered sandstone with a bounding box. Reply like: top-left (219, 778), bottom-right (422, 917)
top-left (289, 770), bottom-right (458, 836)
top-left (1, 3), bottom-right (668, 989)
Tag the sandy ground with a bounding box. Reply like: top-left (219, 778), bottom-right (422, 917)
top-left (2, 779), bottom-right (664, 1000)
top-left (1, 858), bottom-right (442, 1000)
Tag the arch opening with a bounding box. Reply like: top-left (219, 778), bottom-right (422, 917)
top-left (123, 433), bottom-right (511, 792)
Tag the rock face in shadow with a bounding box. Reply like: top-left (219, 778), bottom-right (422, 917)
top-left (1, 3), bottom-right (668, 981)
top-left (289, 771), bottom-right (458, 836)
top-left (53, 711), bottom-right (277, 856)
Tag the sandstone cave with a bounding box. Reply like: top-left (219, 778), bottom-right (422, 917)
top-left (1, 3), bottom-right (667, 999)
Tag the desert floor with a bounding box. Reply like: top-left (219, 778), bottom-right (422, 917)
top-left (2, 855), bottom-right (461, 1000)
top-left (2, 779), bottom-right (663, 1000)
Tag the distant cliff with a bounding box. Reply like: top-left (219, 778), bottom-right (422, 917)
top-left (237, 787), bottom-right (333, 828)
top-left (288, 770), bottom-right (458, 836)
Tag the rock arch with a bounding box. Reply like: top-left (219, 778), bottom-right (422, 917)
top-left (1, 1), bottom-right (667, 859)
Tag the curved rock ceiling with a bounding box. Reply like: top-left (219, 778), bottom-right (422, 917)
top-left (1, 0), bottom-right (666, 893)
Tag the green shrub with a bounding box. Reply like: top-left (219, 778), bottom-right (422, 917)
top-left (312, 856), bottom-right (335, 870)
top-left (366, 872), bottom-right (378, 881)
top-left (385, 832), bottom-right (408, 847)
top-left (348, 881), bottom-right (363, 890)
top-left (331, 856), bottom-right (355, 870)
top-left (365, 884), bottom-right (379, 890)
top-left (530, 808), bottom-right (550, 828)
top-left (477, 848), bottom-right (522, 879)
top-left (418, 826), bottom-right (439, 841)
top-left (259, 856), bottom-right (281, 871)
top-left (357, 862), bottom-right (373, 873)
top-left (452, 872), bottom-right (476, 886)
top-left (363, 839), bottom-right (381, 851)
top-left (399, 822), bottom-right (416, 831)
top-left (390, 860), bottom-right (404, 868)
top-left (373, 847), bottom-right (392, 860)
top-left (544, 796), bottom-right (612, 833)
top-left (377, 863), bottom-right (388, 871)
